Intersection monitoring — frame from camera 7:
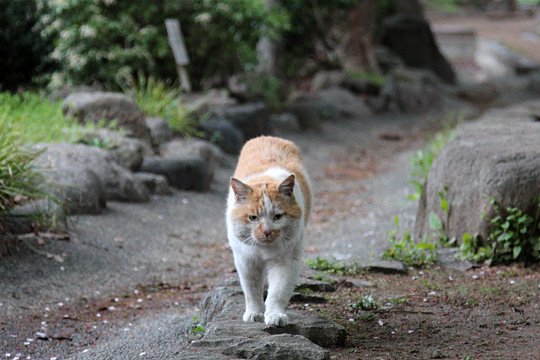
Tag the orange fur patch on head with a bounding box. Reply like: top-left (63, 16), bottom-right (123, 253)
top-left (231, 177), bottom-right (302, 224)
top-left (233, 136), bottom-right (312, 223)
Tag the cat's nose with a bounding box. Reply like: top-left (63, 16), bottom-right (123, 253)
top-left (263, 229), bottom-right (272, 238)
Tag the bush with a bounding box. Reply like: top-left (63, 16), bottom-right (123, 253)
top-left (0, 0), bottom-right (56, 90)
top-left (47, 0), bottom-right (283, 90)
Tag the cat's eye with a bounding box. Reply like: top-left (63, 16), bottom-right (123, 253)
top-left (273, 213), bottom-right (284, 221)
top-left (248, 215), bottom-right (258, 222)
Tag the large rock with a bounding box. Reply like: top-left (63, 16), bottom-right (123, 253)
top-left (132, 172), bottom-right (172, 195)
top-left (382, 15), bottom-right (456, 84)
top-left (213, 102), bottom-right (271, 140)
top-left (77, 129), bottom-right (149, 171)
top-left (382, 67), bottom-right (441, 113)
top-left (198, 118), bottom-right (244, 155)
top-left (63, 92), bottom-right (153, 144)
top-left (456, 81), bottom-right (500, 105)
top-left (317, 87), bottom-right (373, 119)
top-left (33, 143), bottom-right (149, 213)
top-left (415, 102), bottom-right (540, 244)
top-left (139, 157), bottom-right (212, 192)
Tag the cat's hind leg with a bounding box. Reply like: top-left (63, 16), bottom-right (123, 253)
top-left (235, 256), bottom-right (265, 322)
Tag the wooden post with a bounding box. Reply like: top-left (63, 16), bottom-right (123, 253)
top-left (165, 19), bottom-right (191, 92)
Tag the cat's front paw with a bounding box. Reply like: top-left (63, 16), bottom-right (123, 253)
top-left (264, 312), bottom-right (288, 327)
top-left (243, 311), bottom-right (264, 323)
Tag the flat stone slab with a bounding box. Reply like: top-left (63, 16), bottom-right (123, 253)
top-left (361, 259), bottom-right (407, 274)
top-left (185, 277), bottom-right (345, 359)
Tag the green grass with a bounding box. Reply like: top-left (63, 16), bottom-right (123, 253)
top-left (0, 119), bottom-right (42, 213)
top-left (306, 257), bottom-right (361, 275)
top-left (345, 70), bottom-right (387, 87)
top-left (409, 128), bottom-right (454, 201)
top-left (123, 75), bottom-right (195, 136)
top-left (0, 92), bottom-right (99, 144)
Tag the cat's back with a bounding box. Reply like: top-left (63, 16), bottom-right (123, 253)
top-left (233, 136), bottom-right (311, 220)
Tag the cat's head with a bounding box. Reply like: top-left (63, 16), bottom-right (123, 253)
top-left (230, 174), bottom-right (301, 246)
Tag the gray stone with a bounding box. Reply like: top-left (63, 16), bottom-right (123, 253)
top-left (182, 89), bottom-right (238, 119)
top-left (311, 71), bottom-right (347, 92)
top-left (139, 157), bottom-right (212, 192)
top-left (375, 46), bottom-right (406, 73)
top-left (415, 101), bottom-right (540, 245)
top-left (161, 138), bottom-right (228, 173)
top-left (528, 71), bottom-right (540, 94)
top-left (133, 172), bottom-right (172, 195)
top-left (215, 102), bottom-right (271, 140)
top-left (198, 118), bottom-right (244, 155)
top-left (33, 143), bottom-right (149, 208)
top-left (223, 334), bottom-right (330, 360)
top-left (265, 312), bottom-right (346, 348)
top-left (437, 248), bottom-right (474, 272)
top-left (362, 259), bottom-right (407, 274)
top-left (456, 81), bottom-right (499, 104)
top-left (317, 87), bottom-right (373, 119)
top-left (270, 113), bottom-right (301, 132)
top-left (290, 292), bottom-right (327, 304)
top-left (77, 129), bottom-right (148, 171)
top-left (63, 92), bottom-right (152, 143)
top-left (382, 67), bottom-right (441, 113)
top-left (295, 279), bottom-right (336, 293)
top-left (285, 98), bottom-right (327, 130)
top-left (145, 117), bottom-right (173, 145)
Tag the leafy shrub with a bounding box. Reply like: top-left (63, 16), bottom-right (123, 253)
top-left (350, 294), bottom-right (378, 311)
top-left (123, 75), bottom-right (194, 136)
top-left (46, 0), bottom-right (284, 90)
top-left (0, 92), bottom-right (99, 144)
top-left (0, 0), bottom-right (56, 90)
top-left (460, 198), bottom-right (540, 264)
top-left (383, 216), bottom-right (438, 267)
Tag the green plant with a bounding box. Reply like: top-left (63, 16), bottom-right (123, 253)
top-left (123, 75), bottom-right (195, 136)
top-left (0, 120), bottom-right (42, 213)
top-left (428, 186), bottom-right (457, 247)
top-left (350, 294), bottom-right (378, 311)
top-left (383, 216), bottom-right (438, 267)
top-left (345, 70), bottom-right (387, 87)
top-left (0, 0), bottom-right (56, 90)
top-left (460, 198), bottom-right (540, 264)
top-left (306, 257), bottom-right (360, 275)
top-left (0, 92), bottom-right (100, 144)
top-left (409, 129), bottom-right (454, 201)
top-left (190, 316), bottom-right (206, 335)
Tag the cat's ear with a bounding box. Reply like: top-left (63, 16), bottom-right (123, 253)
top-left (278, 174), bottom-right (295, 198)
top-left (230, 178), bottom-right (252, 202)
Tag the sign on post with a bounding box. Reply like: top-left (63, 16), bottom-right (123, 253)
top-left (165, 19), bottom-right (191, 92)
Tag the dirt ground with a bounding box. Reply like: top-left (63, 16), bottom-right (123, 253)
top-left (294, 264), bottom-right (540, 360)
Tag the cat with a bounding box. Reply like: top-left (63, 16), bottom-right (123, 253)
top-left (226, 136), bottom-right (312, 327)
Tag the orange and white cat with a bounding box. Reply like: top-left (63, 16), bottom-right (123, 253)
top-left (226, 136), bottom-right (312, 326)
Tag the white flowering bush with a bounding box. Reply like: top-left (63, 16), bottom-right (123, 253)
top-left (46, 0), bottom-right (287, 90)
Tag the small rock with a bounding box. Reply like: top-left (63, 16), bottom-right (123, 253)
top-left (363, 260), bottom-right (407, 274)
top-left (290, 293), bottom-right (327, 304)
top-left (316, 87), bottom-right (373, 118)
top-left (270, 112), bottom-right (301, 132)
top-left (139, 157), bottom-right (212, 192)
top-left (214, 102), bottom-right (271, 140)
top-left (132, 172), bottom-right (172, 195)
top-left (311, 71), bottom-right (347, 92)
top-left (456, 81), bottom-right (499, 104)
top-left (198, 118), bottom-right (244, 155)
top-left (145, 117), bottom-right (173, 145)
top-left (295, 279), bottom-right (336, 293)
